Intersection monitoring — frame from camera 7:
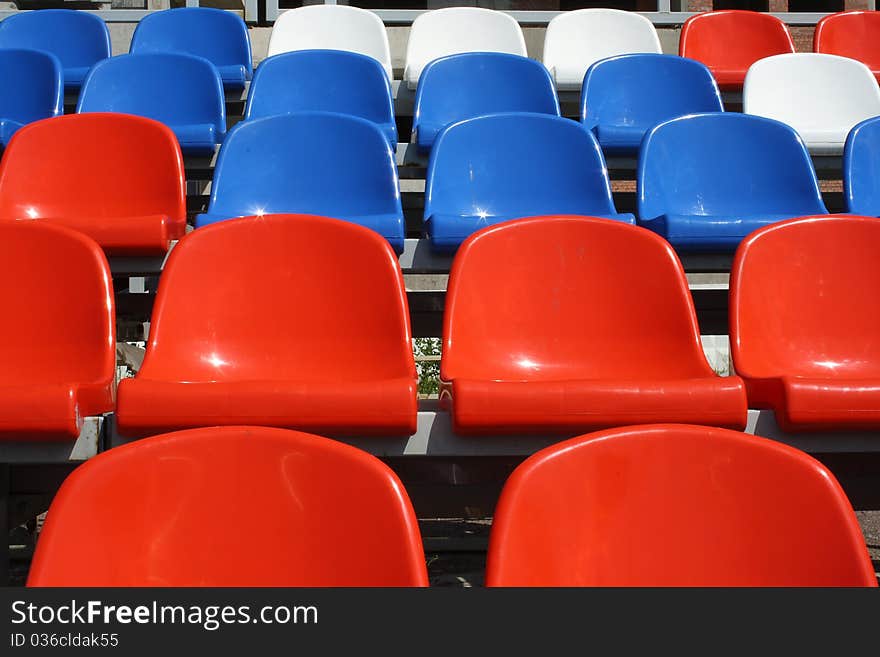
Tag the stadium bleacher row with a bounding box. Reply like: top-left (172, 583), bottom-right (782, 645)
top-left (22, 424), bottom-right (878, 587)
top-left (3, 213), bottom-right (880, 439)
top-left (1, 5), bottom-right (879, 587)
top-left (2, 108), bottom-right (880, 254)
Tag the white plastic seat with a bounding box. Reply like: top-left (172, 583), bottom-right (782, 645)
top-left (267, 5), bottom-right (393, 81)
top-left (543, 9), bottom-right (663, 91)
top-left (743, 53), bottom-right (880, 155)
top-left (403, 8), bottom-right (527, 90)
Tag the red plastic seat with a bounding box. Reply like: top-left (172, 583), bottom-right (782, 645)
top-left (441, 216), bottom-right (747, 434)
top-left (0, 113), bottom-right (186, 256)
top-left (0, 222), bottom-right (115, 440)
top-left (815, 11), bottom-right (880, 83)
top-left (28, 426), bottom-right (428, 586)
top-left (731, 215), bottom-right (880, 432)
top-left (117, 214), bottom-right (418, 437)
top-left (679, 11), bottom-right (795, 91)
top-left (486, 424), bottom-right (877, 587)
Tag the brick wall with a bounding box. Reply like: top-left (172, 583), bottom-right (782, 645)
top-left (688, 0), bottom-right (713, 11)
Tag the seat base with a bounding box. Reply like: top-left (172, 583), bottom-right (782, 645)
top-left (195, 211), bottom-right (405, 253)
top-left (427, 212), bottom-right (637, 253)
top-left (414, 121), bottom-right (446, 151)
top-left (173, 123), bottom-right (220, 157)
top-left (447, 376), bottom-right (748, 435)
top-left (22, 214), bottom-right (182, 256)
top-left (640, 213), bottom-right (811, 251)
top-left (798, 128), bottom-right (849, 156)
top-left (710, 68), bottom-right (747, 92)
top-left (217, 64), bottom-right (249, 90)
top-left (550, 65), bottom-right (589, 92)
top-left (0, 384), bottom-right (81, 441)
top-left (594, 124), bottom-right (648, 155)
top-left (116, 377), bottom-right (419, 437)
top-left (747, 375), bottom-right (880, 433)
top-left (63, 66), bottom-right (89, 92)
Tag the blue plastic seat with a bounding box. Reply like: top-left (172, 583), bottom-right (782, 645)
top-left (196, 113), bottom-right (404, 252)
top-left (245, 50), bottom-right (396, 147)
top-left (413, 53), bottom-right (560, 151)
top-left (582, 54), bottom-right (723, 156)
top-left (638, 113), bottom-right (828, 251)
top-left (424, 113), bottom-right (634, 253)
top-left (844, 116), bottom-right (880, 216)
top-left (0, 10), bottom-right (110, 92)
top-left (77, 53), bottom-right (225, 156)
top-left (0, 49), bottom-right (63, 147)
top-left (130, 7), bottom-right (252, 90)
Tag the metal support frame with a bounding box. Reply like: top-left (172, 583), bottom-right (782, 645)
top-left (106, 408), bottom-right (880, 456)
top-left (0, 418), bottom-right (103, 465)
top-left (107, 238), bottom-right (735, 277)
top-left (0, 420), bottom-right (102, 584)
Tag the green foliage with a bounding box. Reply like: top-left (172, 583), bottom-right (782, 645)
top-left (413, 338), bottom-right (441, 397)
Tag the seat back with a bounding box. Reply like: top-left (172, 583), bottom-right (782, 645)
top-left (844, 116), bottom-right (880, 215)
top-left (138, 214), bottom-right (414, 384)
top-left (679, 11), bottom-right (794, 78)
top-left (28, 426), bottom-right (428, 586)
top-left (638, 113), bottom-right (826, 222)
top-left (543, 9), bottom-right (662, 86)
top-left (731, 215), bottom-right (880, 380)
top-left (582, 54), bottom-right (722, 134)
top-left (267, 6), bottom-right (392, 81)
top-left (0, 222), bottom-right (114, 391)
top-left (77, 53), bottom-right (225, 139)
top-left (207, 112), bottom-right (400, 221)
top-left (414, 53), bottom-right (559, 141)
top-left (403, 7), bottom-right (527, 88)
top-left (425, 113), bottom-right (617, 223)
top-left (130, 7), bottom-right (252, 79)
top-left (814, 11), bottom-right (880, 74)
top-left (0, 114), bottom-right (186, 233)
top-left (245, 50), bottom-right (394, 129)
top-left (0, 9), bottom-right (110, 76)
top-left (0, 49), bottom-right (63, 125)
top-left (744, 53), bottom-right (880, 134)
top-left (486, 424), bottom-right (877, 586)
top-left (442, 216), bottom-right (714, 383)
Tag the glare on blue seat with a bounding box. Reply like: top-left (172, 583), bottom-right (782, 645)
top-left (245, 50), bottom-right (396, 147)
top-left (638, 113), bottom-right (828, 251)
top-left (0, 49), bottom-right (63, 147)
top-left (581, 54), bottom-right (722, 156)
top-left (0, 9), bottom-right (110, 92)
top-left (129, 7), bottom-right (252, 90)
top-left (77, 53), bottom-right (225, 156)
top-left (844, 116), bottom-right (880, 216)
top-left (424, 112), bottom-right (634, 253)
top-left (196, 113), bottom-right (404, 252)
top-left (413, 52), bottom-right (559, 151)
